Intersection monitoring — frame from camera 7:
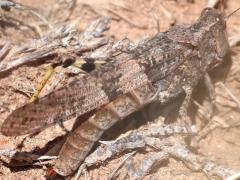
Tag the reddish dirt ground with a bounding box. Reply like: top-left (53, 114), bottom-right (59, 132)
top-left (0, 0), bottom-right (240, 179)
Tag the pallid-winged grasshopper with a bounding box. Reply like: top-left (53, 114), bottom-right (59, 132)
top-left (1, 8), bottom-right (230, 176)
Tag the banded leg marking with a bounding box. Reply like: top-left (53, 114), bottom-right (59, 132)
top-left (55, 84), bottom-right (157, 176)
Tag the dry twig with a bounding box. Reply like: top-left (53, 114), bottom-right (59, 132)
top-left (229, 35), bottom-right (240, 47)
top-left (0, 17), bottom-right (112, 74)
top-left (80, 123), bottom-right (237, 179)
top-left (207, 0), bottom-right (228, 9)
top-left (0, 148), bottom-right (57, 165)
top-left (225, 172), bottom-right (240, 180)
top-left (218, 82), bottom-right (240, 109)
top-left (107, 151), bottom-right (136, 180)
top-left (126, 151), bottom-right (169, 179)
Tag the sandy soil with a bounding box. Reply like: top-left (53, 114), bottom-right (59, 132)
top-left (0, 0), bottom-right (240, 179)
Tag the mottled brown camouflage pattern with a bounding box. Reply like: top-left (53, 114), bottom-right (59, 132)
top-left (1, 8), bottom-right (229, 176)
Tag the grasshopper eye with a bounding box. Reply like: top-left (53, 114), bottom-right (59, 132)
top-left (216, 17), bottom-right (220, 22)
top-left (205, 8), bottom-right (210, 12)
top-left (202, 7), bottom-right (211, 13)
top-left (201, 7), bottom-right (213, 17)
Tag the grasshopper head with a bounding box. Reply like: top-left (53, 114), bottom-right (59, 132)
top-left (199, 8), bottom-right (229, 59)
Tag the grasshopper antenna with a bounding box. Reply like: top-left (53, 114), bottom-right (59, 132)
top-left (226, 7), bottom-right (240, 19)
